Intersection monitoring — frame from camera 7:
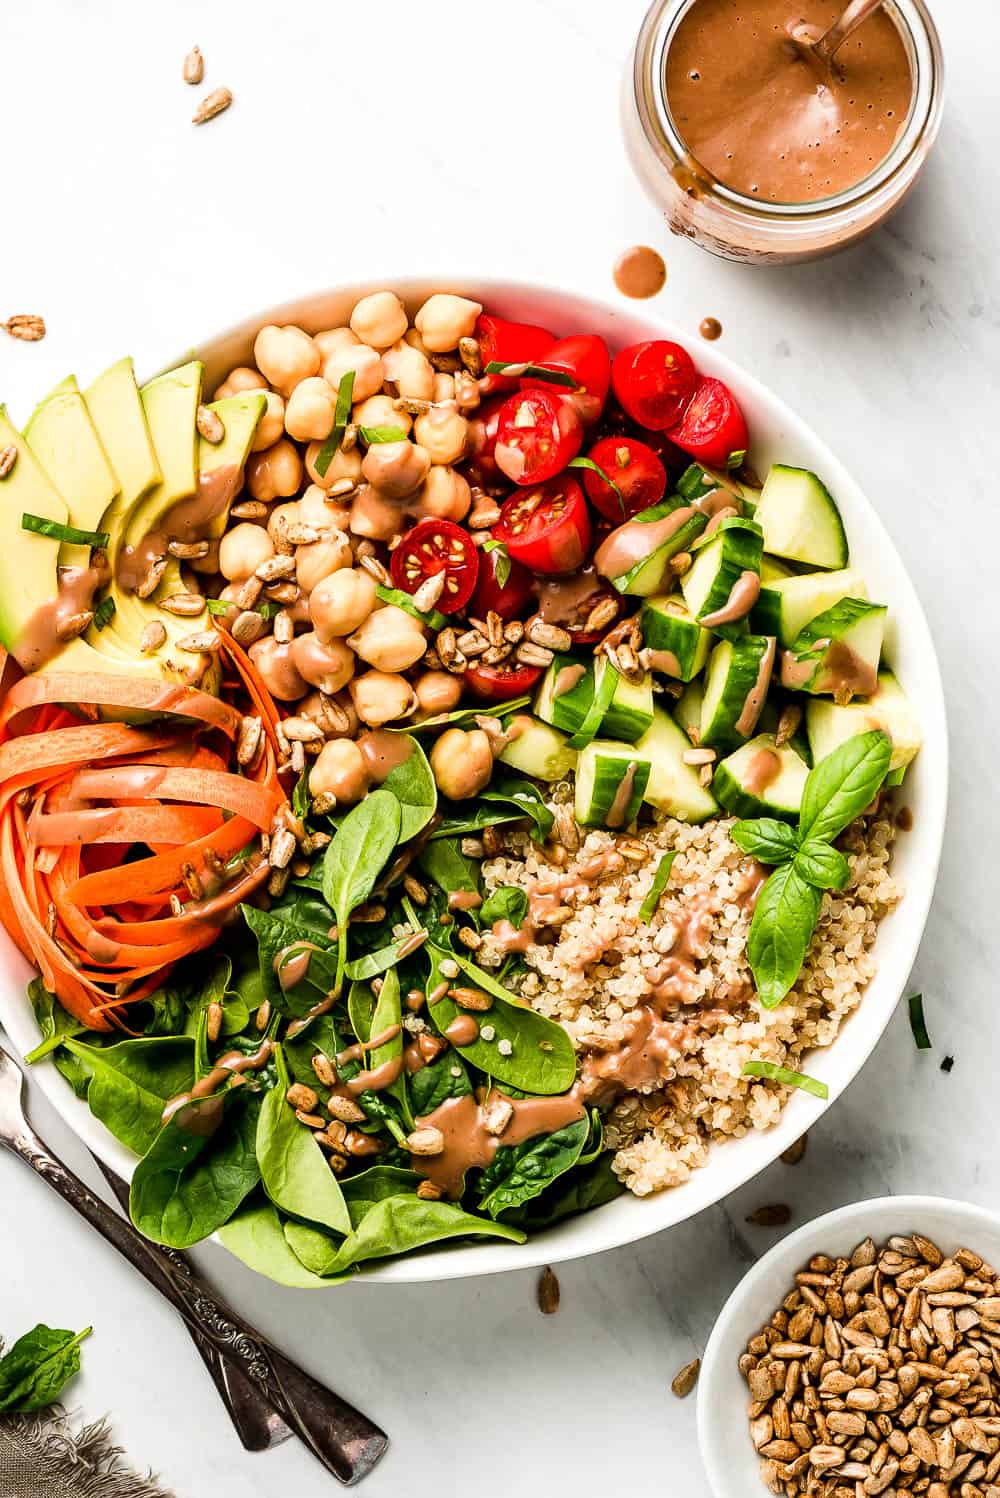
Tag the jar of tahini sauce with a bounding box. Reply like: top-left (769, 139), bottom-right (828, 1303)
top-left (623, 0), bottom-right (942, 263)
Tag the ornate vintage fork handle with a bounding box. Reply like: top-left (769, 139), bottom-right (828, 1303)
top-left (4, 1122), bottom-right (387, 1486)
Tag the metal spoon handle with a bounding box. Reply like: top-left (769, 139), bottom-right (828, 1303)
top-left (4, 1123), bottom-right (387, 1485)
top-left (813, 0), bottom-right (885, 67)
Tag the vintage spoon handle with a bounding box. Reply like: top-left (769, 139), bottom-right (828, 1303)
top-left (813, 0), bottom-right (885, 67)
top-left (3, 1122), bottom-right (387, 1485)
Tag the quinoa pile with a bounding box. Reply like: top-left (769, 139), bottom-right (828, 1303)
top-left (478, 791), bottom-right (900, 1197)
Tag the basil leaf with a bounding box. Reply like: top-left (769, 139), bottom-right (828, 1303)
top-left (374, 584), bottom-right (447, 631)
top-left (60, 1036), bottom-right (196, 1155)
top-left (430, 807), bottom-right (528, 840)
top-left (381, 735), bottom-right (437, 841)
top-left (92, 595), bottom-right (115, 630)
top-left (359, 425), bottom-right (408, 444)
top-left (730, 818), bottom-right (800, 866)
top-left (313, 369), bottom-right (355, 477)
top-left (727, 448), bottom-right (747, 470)
top-left (567, 456), bottom-right (626, 519)
top-left (321, 789), bottom-right (401, 995)
top-left (409, 1052), bottom-right (472, 1115)
top-left (483, 360), bottom-right (576, 388)
top-left (285, 1195), bottom-right (525, 1276)
top-left (21, 513), bottom-right (109, 548)
top-left (256, 1045), bottom-right (351, 1235)
top-left (798, 730), bottom-right (892, 845)
top-left (746, 862), bottom-right (822, 1010)
top-left (794, 839), bottom-right (850, 890)
top-left (478, 1117), bottom-right (590, 1219)
top-left (742, 1060), bottom-right (828, 1099)
top-left (908, 992), bottom-right (931, 1050)
top-left (0, 1325), bottom-right (92, 1413)
top-left (482, 538), bottom-right (511, 587)
top-left (480, 886), bottom-right (528, 930)
top-left (397, 696), bottom-right (532, 734)
top-left (218, 1197), bottom-right (342, 1288)
top-left (639, 850), bottom-right (676, 923)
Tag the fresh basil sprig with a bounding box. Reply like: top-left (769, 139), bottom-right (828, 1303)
top-left (735, 731), bottom-right (892, 1009)
top-left (483, 360), bottom-right (576, 388)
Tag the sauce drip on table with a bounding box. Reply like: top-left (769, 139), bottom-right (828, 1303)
top-left (613, 246), bottom-right (667, 299)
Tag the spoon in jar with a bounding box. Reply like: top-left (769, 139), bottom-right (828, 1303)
top-left (787, 0), bottom-right (887, 74)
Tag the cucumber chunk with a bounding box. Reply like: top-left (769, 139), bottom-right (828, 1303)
top-left (754, 465), bottom-right (848, 570)
top-left (574, 740), bottom-right (651, 828)
top-left (639, 596), bottom-right (712, 681)
top-left (760, 556), bottom-right (794, 585)
top-left (700, 635), bottom-right (776, 752)
top-left (635, 709), bottom-right (718, 822)
top-left (681, 517), bottom-right (764, 641)
top-left (596, 657), bottom-right (654, 743)
top-left (595, 495), bottom-right (708, 597)
top-left (713, 732), bottom-right (809, 821)
top-left (497, 714), bottom-right (578, 781)
top-left (781, 598), bottom-right (886, 697)
top-left (806, 671), bottom-right (921, 773)
top-left (676, 463), bottom-right (761, 509)
top-left (535, 655), bottom-right (593, 735)
top-left (751, 566), bottom-right (869, 645)
top-left (674, 679), bottom-right (705, 743)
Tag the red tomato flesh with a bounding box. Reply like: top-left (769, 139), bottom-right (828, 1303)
top-left (470, 544), bottom-right (535, 621)
top-left (521, 334), bottom-right (611, 425)
top-left (579, 436), bottom-right (667, 522)
top-left (671, 377), bottom-right (749, 469)
top-left (494, 476), bottom-right (591, 575)
top-left (389, 518), bottom-right (479, 613)
top-left (494, 387), bottom-right (583, 487)
top-left (610, 339), bottom-right (697, 430)
top-left (475, 313), bottom-right (555, 394)
top-left (464, 661), bottom-right (544, 702)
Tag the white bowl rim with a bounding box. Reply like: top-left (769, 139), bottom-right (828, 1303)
top-left (0, 275), bottom-right (948, 1286)
top-left (697, 1194), bottom-right (1000, 1498)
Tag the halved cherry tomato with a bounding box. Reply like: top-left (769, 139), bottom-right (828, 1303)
top-left (533, 566), bottom-right (621, 644)
top-left (611, 339), bottom-right (697, 430)
top-left (464, 661), bottom-right (544, 702)
top-left (465, 394), bottom-right (509, 484)
top-left (494, 388), bottom-right (583, 487)
top-left (578, 435), bottom-right (667, 522)
top-left (475, 313), bottom-right (555, 394)
top-left (389, 518), bottom-right (479, 613)
top-left (470, 544), bottom-right (535, 621)
top-left (671, 376), bottom-right (749, 469)
top-left (494, 475), bottom-right (591, 575)
top-left (522, 334), bottom-right (611, 426)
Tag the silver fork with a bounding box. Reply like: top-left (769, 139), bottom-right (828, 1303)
top-left (0, 1043), bottom-right (388, 1486)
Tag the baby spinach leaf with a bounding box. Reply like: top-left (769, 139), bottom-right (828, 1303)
top-left (340, 1165), bottom-right (423, 1225)
top-left (358, 970), bottom-right (412, 1130)
top-left (241, 905), bottom-right (337, 1016)
top-left (24, 978), bottom-right (86, 1062)
top-left (479, 886), bottom-right (528, 930)
top-left (0, 1324), bottom-right (92, 1413)
top-left (577, 1108), bottom-right (606, 1167)
top-left (322, 789), bottom-right (401, 996)
top-left (418, 836), bottom-right (481, 897)
top-left (284, 1013), bottom-right (344, 1103)
top-left (345, 925), bottom-right (426, 981)
top-left (256, 1046), bottom-right (351, 1236)
top-left (143, 984), bottom-right (189, 1038)
top-left (61, 1036), bottom-right (196, 1156)
top-left (429, 806), bottom-right (530, 840)
top-left (129, 1087), bottom-right (261, 1249)
top-left (746, 862), bottom-right (823, 1010)
top-left (730, 818), bottom-right (799, 866)
top-left (798, 730), bottom-right (892, 845)
top-left (219, 1197), bottom-right (343, 1288)
top-left (382, 736), bottom-right (437, 841)
top-left (409, 1052), bottom-right (472, 1115)
top-left (638, 850), bottom-right (677, 923)
top-left (286, 1195), bottom-right (526, 1276)
top-left (794, 839), bottom-right (850, 891)
top-left (508, 1152), bottom-right (624, 1231)
top-left (478, 1117), bottom-right (590, 1219)
top-left (481, 777), bottom-right (555, 841)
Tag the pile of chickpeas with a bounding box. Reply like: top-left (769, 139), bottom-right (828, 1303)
top-left (209, 289), bottom-right (498, 808)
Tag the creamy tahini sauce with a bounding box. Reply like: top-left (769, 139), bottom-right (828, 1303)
top-left (534, 568), bottom-right (611, 629)
top-left (699, 317), bottom-right (723, 340)
top-left (444, 1014), bottom-right (480, 1047)
top-left (595, 508), bottom-right (696, 579)
top-left (579, 1006), bottom-right (692, 1104)
top-left (613, 245), bottom-right (667, 299)
top-left (781, 638), bottom-right (877, 701)
top-left (117, 464), bottom-right (239, 591)
top-left (272, 941), bottom-right (322, 993)
top-left (552, 663), bottom-right (587, 699)
top-left (413, 1089), bottom-right (586, 1199)
top-left (699, 569), bottom-right (761, 628)
top-left (735, 637), bottom-right (777, 737)
top-left (161, 1038), bottom-right (272, 1125)
top-left (605, 763), bottom-right (638, 830)
top-left (666, 0), bottom-right (913, 203)
top-left (744, 746), bottom-right (782, 795)
top-left (357, 728), bottom-right (413, 782)
top-left (14, 554), bottom-right (112, 672)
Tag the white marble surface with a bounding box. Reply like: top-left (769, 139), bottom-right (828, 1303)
top-left (1, 2), bottom-right (998, 1494)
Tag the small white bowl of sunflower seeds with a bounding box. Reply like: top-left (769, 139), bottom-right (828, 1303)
top-left (697, 1195), bottom-right (1000, 1498)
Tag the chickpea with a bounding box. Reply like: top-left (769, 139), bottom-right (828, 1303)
top-left (382, 340), bottom-right (435, 402)
top-left (291, 632), bottom-right (355, 693)
top-left (309, 738), bottom-right (370, 806)
top-left (417, 465), bottom-right (471, 522)
top-left (250, 390), bottom-right (287, 453)
top-left (415, 670), bottom-right (463, 715)
top-left (433, 372), bottom-right (456, 403)
top-left (404, 327), bottom-right (431, 357)
top-left (310, 567), bottom-right (377, 639)
top-left (322, 343), bottom-right (383, 405)
top-left (298, 484), bottom-right (351, 530)
top-left (267, 500), bottom-right (300, 546)
top-left (305, 441), bottom-right (363, 492)
top-left (350, 670), bottom-right (417, 727)
top-left (414, 294), bottom-right (482, 353)
top-left (296, 530), bottom-right (353, 593)
top-left (219, 522), bottom-right (274, 583)
top-left (214, 365), bottom-right (268, 400)
top-left (284, 376), bottom-right (337, 443)
top-left (210, 581), bottom-right (241, 625)
top-left (362, 440), bottom-right (430, 501)
top-left (348, 485), bottom-right (406, 542)
top-left (253, 325), bottom-right (320, 396)
top-left (313, 326), bottom-right (359, 361)
top-left (354, 393), bottom-right (411, 439)
top-left (245, 439), bottom-right (303, 503)
top-left (430, 728), bottom-right (494, 800)
top-left (349, 290), bottom-right (408, 350)
top-left (300, 689), bottom-right (358, 739)
top-left (347, 606), bottom-right (426, 673)
top-left (248, 637), bottom-right (308, 701)
top-left (414, 407), bottom-right (468, 466)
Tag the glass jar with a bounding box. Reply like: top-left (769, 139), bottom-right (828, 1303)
top-left (622, 0), bottom-right (944, 265)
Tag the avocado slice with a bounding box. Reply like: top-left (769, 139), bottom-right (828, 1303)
top-left (24, 376), bottom-right (119, 569)
top-left (0, 408), bottom-right (65, 664)
top-left (85, 356), bottom-right (161, 561)
top-left (122, 361), bottom-right (203, 570)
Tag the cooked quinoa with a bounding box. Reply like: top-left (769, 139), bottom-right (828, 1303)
top-left (478, 791), bottom-right (899, 1198)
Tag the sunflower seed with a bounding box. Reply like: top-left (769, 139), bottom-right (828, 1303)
top-left (160, 591), bottom-right (205, 617)
top-left (0, 445), bottom-right (17, 479)
top-left (192, 86), bottom-right (232, 125)
top-left (196, 404), bottom-right (224, 443)
top-left (671, 1357), bottom-right (701, 1398)
top-left (4, 314), bottom-right (46, 342)
top-left (182, 45), bottom-right (204, 83)
top-left (139, 620), bottom-right (167, 653)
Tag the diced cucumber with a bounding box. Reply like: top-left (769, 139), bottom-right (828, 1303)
top-left (755, 465), bottom-right (848, 570)
top-left (596, 657), bottom-right (654, 743)
top-left (497, 713), bottom-right (577, 781)
top-left (681, 517), bottom-right (764, 641)
top-left (760, 556), bottom-right (794, 585)
top-left (674, 680), bottom-right (704, 743)
top-left (781, 598), bottom-right (886, 697)
top-left (639, 596), bottom-right (712, 681)
top-left (806, 671), bottom-right (921, 773)
top-left (535, 655), bottom-right (593, 735)
top-left (700, 635), bottom-right (776, 752)
top-left (574, 740), bottom-right (651, 829)
top-left (713, 732), bottom-right (809, 822)
top-left (635, 709), bottom-right (718, 822)
top-left (676, 463), bottom-right (761, 509)
top-left (596, 495), bottom-right (708, 596)
top-left (751, 566), bottom-right (869, 644)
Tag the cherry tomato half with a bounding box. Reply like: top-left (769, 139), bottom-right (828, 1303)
top-left (494, 388), bottom-right (583, 487)
top-left (671, 376), bottom-right (749, 469)
top-left (464, 394), bottom-right (508, 485)
top-left (611, 339), bottom-right (697, 430)
top-left (533, 567), bottom-right (621, 644)
top-left (522, 334), bottom-right (611, 426)
top-left (579, 435), bottom-right (667, 523)
top-left (389, 518), bottom-right (479, 613)
top-left (470, 543), bottom-right (535, 621)
top-left (494, 475), bottom-right (591, 576)
top-left (464, 661), bottom-right (544, 702)
top-left (475, 313), bottom-right (555, 394)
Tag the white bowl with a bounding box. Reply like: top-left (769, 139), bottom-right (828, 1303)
top-left (0, 279), bottom-right (948, 1284)
top-left (697, 1195), bottom-right (1000, 1498)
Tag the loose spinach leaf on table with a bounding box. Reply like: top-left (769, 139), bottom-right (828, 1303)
top-left (478, 1117), bottom-right (590, 1219)
top-left (479, 886), bottom-right (528, 930)
top-left (322, 789), bottom-right (401, 997)
top-left (256, 1046), bottom-right (351, 1236)
top-left (409, 1051), bottom-right (472, 1116)
top-left (218, 1197), bottom-right (342, 1289)
top-left (0, 1324), bottom-right (92, 1413)
top-left (746, 862), bottom-right (823, 1010)
top-left (60, 1036), bottom-right (196, 1156)
top-left (285, 1195), bottom-right (526, 1277)
top-left (381, 735), bottom-right (437, 841)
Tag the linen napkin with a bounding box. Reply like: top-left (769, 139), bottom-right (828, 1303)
top-left (0, 1409), bottom-right (174, 1498)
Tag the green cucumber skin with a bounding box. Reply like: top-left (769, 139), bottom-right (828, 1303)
top-left (756, 465), bottom-right (848, 570)
top-left (536, 655), bottom-right (594, 734)
top-left (682, 519), bottom-right (763, 642)
top-left (612, 514), bottom-right (708, 596)
top-left (700, 636), bottom-right (775, 753)
top-left (783, 599), bottom-right (886, 694)
top-left (575, 746), bottom-right (651, 828)
top-left (712, 770), bottom-right (795, 821)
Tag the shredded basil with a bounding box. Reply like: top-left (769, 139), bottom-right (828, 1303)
top-left (638, 851), bottom-right (676, 924)
top-left (359, 425), bottom-right (408, 445)
top-left (207, 597), bottom-right (279, 620)
top-left (482, 538), bottom-right (511, 588)
top-left (727, 449), bottom-right (747, 470)
top-left (908, 992), bottom-right (931, 1050)
top-left (313, 369), bottom-right (355, 477)
top-left (742, 1060), bottom-right (828, 1100)
top-left (374, 584), bottom-right (447, 631)
top-left (21, 513), bottom-right (110, 548)
top-left (568, 456), bottom-right (625, 516)
top-left (92, 595), bottom-right (116, 630)
top-left (483, 360), bottom-right (576, 387)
